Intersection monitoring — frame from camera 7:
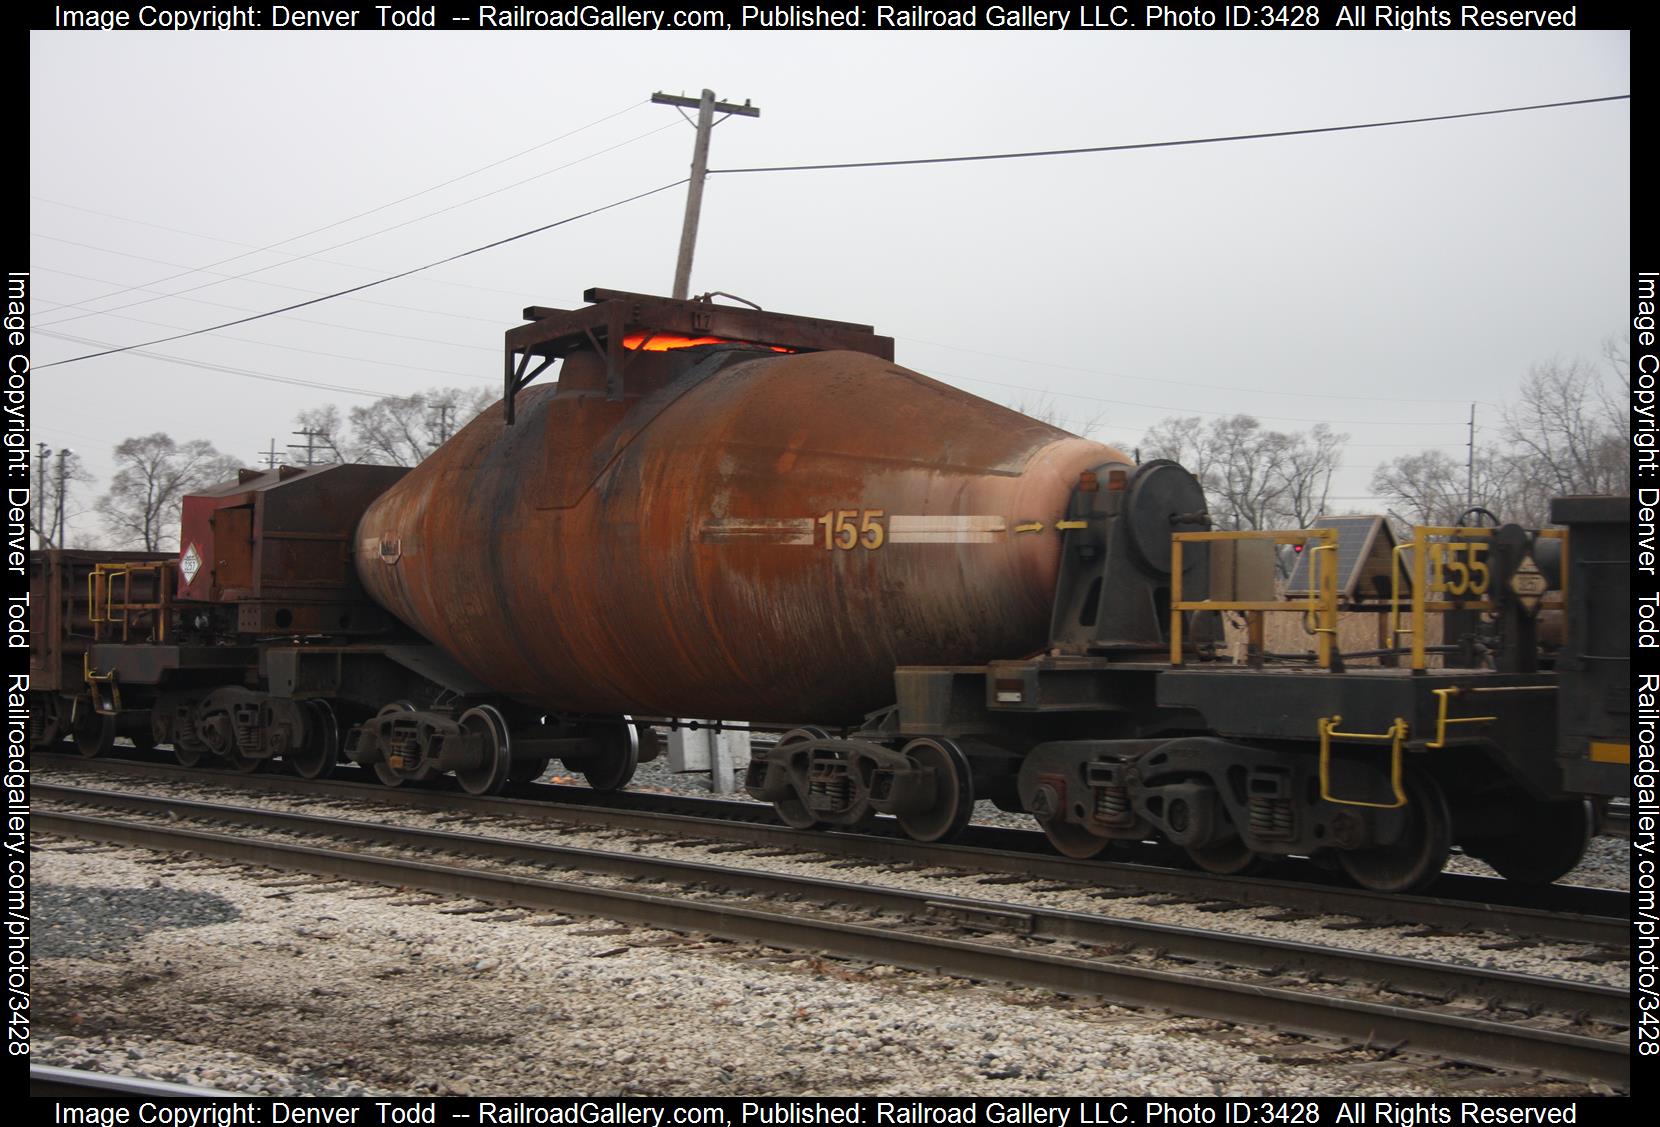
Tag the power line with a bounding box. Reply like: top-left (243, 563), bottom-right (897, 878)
top-left (31, 199), bottom-right (544, 305)
top-left (41, 305), bottom-right (494, 382)
top-left (898, 336), bottom-right (1486, 407)
top-left (37, 328), bottom-right (424, 399)
top-left (37, 121), bottom-right (681, 329)
top-left (33, 253), bottom-right (506, 328)
top-left (32, 99), bottom-right (648, 315)
top-left (38, 178), bottom-right (689, 370)
top-left (939, 368), bottom-right (1469, 428)
top-left (709, 95), bottom-right (1628, 176)
top-left (36, 265), bottom-right (499, 351)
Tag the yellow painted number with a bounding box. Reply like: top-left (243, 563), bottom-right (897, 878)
top-left (1433, 541), bottom-right (1490, 597)
top-left (817, 509), bottom-right (886, 550)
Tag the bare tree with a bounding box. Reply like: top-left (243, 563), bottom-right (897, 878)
top-left (96, 434), bottom-right (241, 551)
top-left (1369, 446), bottom-right (1526, 528)
top-left (1273, 423), bottom-right (1346, 528)
top-left (1140, 416), bottom-right (1211, 481)
top-left (1141, 414), bottom-right (1346, 531)
top-left (30, 446), bottom-right (95, 549)
top-left (1374, 348), bottom-right (1629, 531)
top-left (1007, 394), bottom-right (1106, 439)
top-left (291, 404), bottom-right (347, 465)
top-left (347, 386), bottom-right (495, 466)
top-left (1500, 358), bottom-right (1629, 518)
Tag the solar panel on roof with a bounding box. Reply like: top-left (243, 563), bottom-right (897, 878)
top-left (1283, 515), bottom-right (1399, 599)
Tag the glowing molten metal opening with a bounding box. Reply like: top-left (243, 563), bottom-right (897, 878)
top-left (622, 333), bottom-right (793, 353)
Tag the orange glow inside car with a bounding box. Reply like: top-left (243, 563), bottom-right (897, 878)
top-left (622, 333), bottom-right (793, 353)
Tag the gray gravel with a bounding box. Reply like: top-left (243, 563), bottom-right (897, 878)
top-left (34, 883), bottom-right (241, 960)
top-left (40, 761), bottom-right (1630, 987)
top-left (28, 840), bottom-right (1611, 1097)
top-left (32, 755), bottom-right (1627, 1097)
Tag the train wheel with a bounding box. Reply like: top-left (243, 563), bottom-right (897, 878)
top-left (1465, 799), bottom-right (1591, 886)
top-left (228, 751), bottom-right (265, 774)
top-left (770, 727), bottom-right (828, 829)
top-left (72, 704), bottom-right (115, 759)
top-left (578, 719), bottom-right (638, 792)
top-left (1186, 836), bottom-right (1262, 876)
top-left (508, 758), bottom-right (550, 785)
top-left (896, 737), bottom-right (975, 843)
top-left (773, 797), bottom-right (820, 829)
top-left (455, 706), bottom-right (512, 797)
top-left (1040, 819), bottom-right (1114, 860)
top-left (289, 701), bottom-right (340, 780)
top-left (370, 702), bottom-right (415, 787)
top-left (174, 744), bottom-right (205, 768)
top-left (1338, 773), bottom-right (1452, 893)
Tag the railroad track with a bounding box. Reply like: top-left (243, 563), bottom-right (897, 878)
top-left (39, 752), bottom-right (1629, 946)
top-left (37, 781), bottom-right (1630, 1086)
top-left (29, 1065), bottom-right (232, 1098)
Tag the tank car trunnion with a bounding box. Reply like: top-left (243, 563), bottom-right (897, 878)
top-left (26, 287), bottom-right (1631, 885)
top-left (749, 466), bottom-right (1627, 893)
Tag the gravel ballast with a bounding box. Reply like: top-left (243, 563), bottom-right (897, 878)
top-left (29, 752), bottom-right (1628, 1096)
top-left (29, 837), bottom-right (1613, 1098)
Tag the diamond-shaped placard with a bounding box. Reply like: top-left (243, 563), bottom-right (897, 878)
top-left (180, 542), bottom-right (202, 585)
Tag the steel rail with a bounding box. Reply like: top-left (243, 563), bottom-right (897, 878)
top-left (39, 782), bottom-right (1629, 1025)
top-left (38, 752), bottom-right (1629, 945)
top-left (29, 1064), bottom-right (236, 1098)
top-left (35, 806), bottom-right (1629, 1087)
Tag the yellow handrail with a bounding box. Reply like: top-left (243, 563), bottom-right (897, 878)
top-left (1169, 528), bottom-right (1338, 667)
top-left (88, 560), bottom-right (175, 642)
top-left (1425, 687), bottom-right (1497, 750)
top-left (1317, 715), bottom-right (1407, 809)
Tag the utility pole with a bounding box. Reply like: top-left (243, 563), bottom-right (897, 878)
top-left (54, 448), bottom-right (73, 548)
top-left (1465, 403), bottom-right (1475, 512)
top-left (430, 403), bottom-right (455, 445)
top-left (289, 428), bottom-right (334, 466)
top-left (259, 439), bottom-right (284, 469)
top-left (36, 442), bottom-right (50, 549)
top-left (652, 89), bottom-right (760, 300)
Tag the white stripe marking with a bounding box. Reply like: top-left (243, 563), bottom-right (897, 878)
top-left (888, 530), bottom-right (1001, 543)
top-left (701, 515), bottom-right (1011, 545)
top-left (701, 518), bottom-right (816, 545)
top-left (887, 515), bottom-right (1007, 533)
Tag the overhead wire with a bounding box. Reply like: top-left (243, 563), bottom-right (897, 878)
top-left (39, 328), bottom-right (423, 399)
top-left (934, 368), bottom-right (1469, 428)
top-left (897, 336), bottom-right (1488, 407)
top-left (40, 305), bottom-right (493, 382)
top-left (37, 119), bottom-right (683, 328)
top-left (35, 266), bottom-right (498, 352)
top-left (38, 91), bottom-right (1623, 390)
top-left (36, 177), bottom-right (689, 369)
top-left (709, 95), bottom-right (1629, 176)
top-left (33, 247), bottom-right (507, 327)
top-left (36, 99), bottom-right (649, 314)
top-left (29, 209), bottom-right (537, 310)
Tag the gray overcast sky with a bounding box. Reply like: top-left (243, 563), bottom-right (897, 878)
top-left (29, 27), bottom-right (1630, 544)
